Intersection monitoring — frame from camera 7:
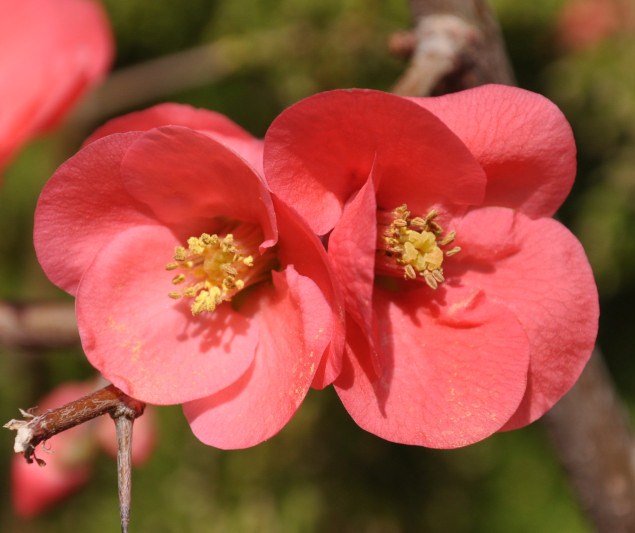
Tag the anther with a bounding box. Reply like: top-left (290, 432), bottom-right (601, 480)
top-left (377, 203), bottom-right (461, 289)
top-left (440, 231), bottom-right (456, 246)
top-left (172, 274), bottom-right (186, 285)
top-left (423, 271), bottom-right (438, 289)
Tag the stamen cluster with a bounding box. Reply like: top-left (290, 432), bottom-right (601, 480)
top-left (166, 232), bottom-right (255, 315)
top-left (379, 204), bottom-right (460, 289)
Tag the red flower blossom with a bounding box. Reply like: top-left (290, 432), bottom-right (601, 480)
top-left (557, 0), bottom-right (635, 51)
top-left (12, 380), bottom-right (155, 517)
top-left (34, 104), bottom-right (343, 449)
top-left (264, 86), bottom-right (599, 448)
top-left (0, 0), bottom-right (113, 175)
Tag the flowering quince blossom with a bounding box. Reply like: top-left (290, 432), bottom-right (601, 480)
top-left (12, 380), bottom-right (155, 517)
top-left (0, 0), bottom-right (113, 176)
top-left (557, 0), bottom-right (634, 51)
top-left (263, 85), bottom-right (599, 448)
top-left (34, 104), bottom-right (343, 449)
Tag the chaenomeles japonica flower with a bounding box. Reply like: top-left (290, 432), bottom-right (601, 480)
top-left (34, 104), bottom-right (344, 449)
top-left (263, 85), bottom-right (599, 448)
top-left (0, 0), bottom-right (113, 178)
top-left (12, 379), bottom-right (155, 517)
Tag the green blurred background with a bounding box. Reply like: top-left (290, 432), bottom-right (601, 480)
top-left (1, 0), bottom-right (633, 531)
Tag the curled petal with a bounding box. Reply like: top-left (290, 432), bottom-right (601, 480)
top-left (327, 174), bottom-right (378, 365)
top-left (183, 267), bottom-right (332, 449)
top-left (447, 207), bottom-right (599, 428)
top-left (34, 132), bottom-right (156, 295)
top-left (264, 89), bottom-right (486, 235)
top-left (84, 103), bottom-right (264, 174)
top-left (121, 126), bottom-right (276, 249)
top-left (273, 196), bottom-right (345, 388)
top-left (76, 225), bottom-right (259, 405)
top-left (335, 285), bottom-right (530, 448)
top-left (411, 85), bottom-right (577, 218)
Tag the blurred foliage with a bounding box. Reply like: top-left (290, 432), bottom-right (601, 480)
top-left (103, 0), bottom-right (218, 64)
top-left (543, 41), bottom-right (635, 394)
top-left (548, 39), bottom-right (635, 293)
top-left (2, 0), bottom-right (634, 531)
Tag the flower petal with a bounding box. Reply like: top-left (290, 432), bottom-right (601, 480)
top-left (335, 285), bottom-right (530, 448)
top-left (84, 103), bottom-right (264, 174)
top-left (34, 132), bottom-right (156, 294)
top-left (121, 126), bottom-right (276, 248)
top-left (76, 224), bottom-right (259, 405)
top-left (273, 196), bottom-right (345, 388)
top-left (327, 174), bottom-right (377, 355)
top-left (411, 85), bottom-right (577, 218)
top-left (264, 89), bottom-right (486, 235)
top-left (447, 207), bottom-right (599, 428)
top-left (183, 267), bottom-right (331, 449)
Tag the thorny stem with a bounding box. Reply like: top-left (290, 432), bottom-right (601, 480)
top-left (4, 385), bottom-right (145, 532)
top-left (114, 412), bottom-right (136, 533)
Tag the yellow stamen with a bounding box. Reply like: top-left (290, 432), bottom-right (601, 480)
top-left (377, 204), bottom-right (460, 288)
top-left (171, 273), bottom-right (186, 285)
top-left (165, 223), bottom-right (272, 316)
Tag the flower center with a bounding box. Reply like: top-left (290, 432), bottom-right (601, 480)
top-left (166, 222), bottom-right (272, 315)
top-left (377, 204), bottom-right (460, 289)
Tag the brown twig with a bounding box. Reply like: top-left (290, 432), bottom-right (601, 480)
top-left (113, 405), bottom-right (139, 533)
top-left (5, 385), bottom-right (145, 533)
top-left (0, 301), bottom-right (79, 349)
top-left (4, 384), bottom-right (145, 464)
top-left (400, 1), bottom-right (635, 531)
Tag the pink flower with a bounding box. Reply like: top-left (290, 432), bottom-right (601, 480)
top-left (12, 380), bottom-right (156, 517)
top-left (34, 104), bottom-right (343, 449)
top-left (264, 86), bottom-right (599, 448)
top-left (557, 0), bottom-right (635, 51)
top-left (0, 0), bottom-right (113, 175)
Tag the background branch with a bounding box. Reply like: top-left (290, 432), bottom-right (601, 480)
top-left (394, 0), bottom-right (514, 96)
top-left (543, 350), bottom-right (635, 533)
top-left (0, 301), bottom-right (78, 349)
top-left (65, 28), bottom-right (294, 135)
top-left (400, 1), bottom-right (635, 531)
